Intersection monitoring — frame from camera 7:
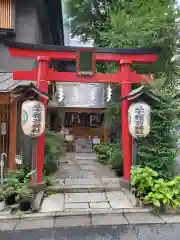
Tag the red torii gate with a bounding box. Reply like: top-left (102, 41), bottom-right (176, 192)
top-left (5, 40), bottom-right (160, 184)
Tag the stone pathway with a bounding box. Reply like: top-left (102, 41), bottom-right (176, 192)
top-left (55, 152), bottom-right (116, 179)
top-left (40, 153), bottom-right (139, 214)
top-left (40, 190), bottom-right (136, 213)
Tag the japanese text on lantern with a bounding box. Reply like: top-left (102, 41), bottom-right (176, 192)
top-left (134, 105), bottom-right (145, 136)
top-left (32, 104), bottom-right (42, 135)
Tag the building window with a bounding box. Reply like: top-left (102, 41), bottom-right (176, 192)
top-left (0, 0), bottom-right (13, 29)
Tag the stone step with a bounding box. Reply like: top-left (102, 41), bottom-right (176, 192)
top-left (47, 178), bottom-right (122, 193)
top-left (47, 184), bottom-right (121, 193)
top-left (74, 156), bottom-right (97, 160)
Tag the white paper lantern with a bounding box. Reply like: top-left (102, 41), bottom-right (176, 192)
top-left (21, 100), bottom-right (45, 137)
top-left (128, 102), bottom-right (151, 138)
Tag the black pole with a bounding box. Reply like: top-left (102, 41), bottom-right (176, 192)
top-left (132, 138), bottom-right (137, 166)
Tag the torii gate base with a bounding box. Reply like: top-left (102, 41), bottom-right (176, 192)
top-left (6, 41), bottom-right (160, 184)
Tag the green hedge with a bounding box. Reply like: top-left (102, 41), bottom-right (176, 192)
top-left (44, 130), bottom-right (65, 176)
top-left (94, 141), bottom-right (123, 176)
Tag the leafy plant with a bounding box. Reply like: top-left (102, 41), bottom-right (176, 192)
top-left (7, 169), bottom-right (35, 184)
top-left (43, 175), bottom-right (56, 186)
top-left (136, 87), bottom-right (179, 180)
top-left (0, 185), bottom-right (5, 202)
top-left (93, 143), bottom-right (111, 164)
top-left (16, 183), bottom-right (34, 201)
top-left (94, 141), bottom-right (123, 176)
top-left (44, 129), bottom-right (65, 176)
top-left (131, 166), bottom-right (158, 199)
top-left (108, 142), bottom-right (123, 173)
top-left (131, 166), bottom-right (180, 210)
top-left (3, 174), bottom-right (20, 198)
top-left (166, 176), bottom-right (180, 209)
top-left (144, 178), bottom-right (174, 208)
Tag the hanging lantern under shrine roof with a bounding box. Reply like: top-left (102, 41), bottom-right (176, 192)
top-left (125, 86), bottom-right (161, 139)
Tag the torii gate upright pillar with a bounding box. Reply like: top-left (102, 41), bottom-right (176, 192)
top-left (120, 61), bottom-right (132, 180)
top-left (36, 57), bottom-right (50, 183)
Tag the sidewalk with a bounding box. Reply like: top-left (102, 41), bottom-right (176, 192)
top-left (0, 212), bottom-right (180, 231)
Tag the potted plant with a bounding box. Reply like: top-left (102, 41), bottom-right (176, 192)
top-left (0, 185), bottom-right (5, 211)
top-left (3, 177), bottom-right (19, 206)
top-left (16, 183), bottom-right (34, 212)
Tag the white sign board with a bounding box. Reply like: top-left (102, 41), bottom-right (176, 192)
top-left (21, 100), bottom-right (45, 138)
top-left (1, 122), bottom-right (6, 135)
top-left (92, 138), bottom-right (100, 144)
top-left (128, 102), bottom-right (151, 138)
top-left (15, 155), bottom-right (23, 165)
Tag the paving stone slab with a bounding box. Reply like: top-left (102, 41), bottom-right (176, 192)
top-left (0, 220), bottom-right (17, 231)
top-left (81, 165), bottom-right (97, 171)
top-left (76, 160), bottom-right (96, 165)
top-left (0, 209), bottom-right (20, 220)
top-left (90, 209), bottom-right (123, 215)
top-left (65, 208), bottom-right (90, 212)
top-left (75, 156), bottom-right (96, 160)
top-left (90, 202), bottom-right (110, 209)
top-left (65, 192), bottom-right (106, 203)
top-left (91, 214), bottom-right (128, 225)
top-left (100, 178), bottom-right (121, 185)
top-left (56, 211), bottom-right (90, 217)
top-left (159, 214), bottom-right (180, 223)
top-left (15, 218), bottom-right (54, 230)
top-left (106, 191), bottom-right (127, 201)
top-left (0, 209), bottom-right (11, 216)
top-left (78, 170), bottom-right (97, 178)
top-left (123, 189), bottom-right (137, 206)
top-left (40, 194), bottom-right (64, 213)
top-left (65, 202), bottom-right (89, 209)
top-left (56, 179), bottom-right (65, 186)
top-left (65, 178), bottom-right (101, 185)
top-left (63, 184), bottom-right (104, 193)
top-left (109, 200), bottom-right (132, 209)
top-left (55, 216), bottom-right (91, 227)
top-left (125, 213), bottom-right (165, 224)
top-left (21, 212), bottom-right (56, 219)
top-left (123, 208), bottom-right (152, 213)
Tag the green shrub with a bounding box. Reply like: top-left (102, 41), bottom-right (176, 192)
top-left (94, 141), bottom-right (123, 176)
top-left (93, 143), bottom-right (111, 164)
top-left (108, 142), bottom-right (122, 169)
top-left (44, 130), bottom-right (64, 176)
top-left (131, 166), bottom-right (159, 200)
top-left (137, 91), bottom-right (178, 180)
top-left (131, 166), bottom-right (180, 210)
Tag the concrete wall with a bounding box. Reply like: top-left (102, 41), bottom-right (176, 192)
top-left (0, 0), bottom-right (44, 165)
top-left (0, 0), bottom-right (43, 72)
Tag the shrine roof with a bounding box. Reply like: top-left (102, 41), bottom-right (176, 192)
top-left (124, 86), bottom-right (162, 104)
top-left (4, 40), bottom-right (162, 55)
top-left (0, 72), bottom-right (32, 92)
